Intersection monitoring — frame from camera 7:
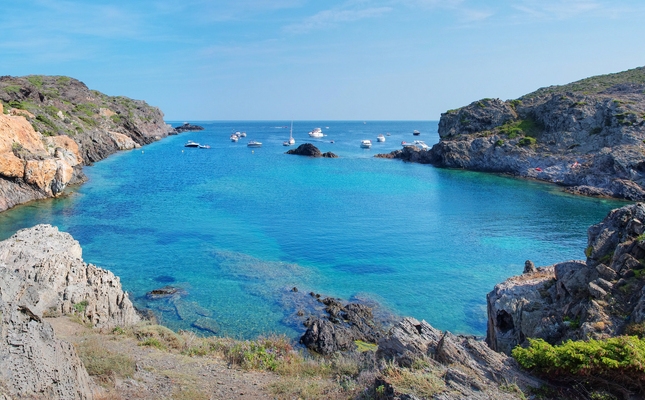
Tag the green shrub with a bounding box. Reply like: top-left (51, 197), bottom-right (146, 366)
top-left (495, 139), bottom-right (504, 147)
top-left (512, 337), bottom-right (645, 392)
top-left (26, 75), bottom-right (43, 88)
top-left (518, 137), bottom-right (536, 146)
top-left (139, 337), bottom-right (166, 350)
top-left (4, 85), bottom-right (21, 94)
top-left (73, 300), bottom-right (89, 313)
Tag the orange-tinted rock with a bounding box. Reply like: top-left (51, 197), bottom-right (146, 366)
top-left (0, 153), bottom-right (25, 179)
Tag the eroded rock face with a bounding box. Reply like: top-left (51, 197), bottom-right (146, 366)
top-left (0, 224), bottom-right (141, 398)
top-left (378, 69), bottom-right (645, 201)
top-left (487, 203), bottom-right (645, 354)
top-left (378, 318), bottom-right (542, 399)
top-left (0, 75), bottom-right (174, 212)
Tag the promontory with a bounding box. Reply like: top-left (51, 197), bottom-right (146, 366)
top-left (378, 66), bottom-right (645, 201)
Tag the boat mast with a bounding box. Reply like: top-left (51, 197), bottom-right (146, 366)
top-left (290, 121), bottom-right (293, 140)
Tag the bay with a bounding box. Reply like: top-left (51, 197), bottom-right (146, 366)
top-left (0, 121), bottom-right (627, 339)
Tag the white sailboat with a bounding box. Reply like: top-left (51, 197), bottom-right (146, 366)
top-left (283, 121), bottom-right (295, 146)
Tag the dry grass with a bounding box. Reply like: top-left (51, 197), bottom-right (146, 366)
top-left (381, 361), bottom-right (446, 398)
top-left (269, 376), bottom-right (341, 399)
top-left (75, 337), bottom-right (135, 384)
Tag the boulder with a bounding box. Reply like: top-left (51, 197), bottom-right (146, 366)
top-left (286, 143), bottom-right (337, 158)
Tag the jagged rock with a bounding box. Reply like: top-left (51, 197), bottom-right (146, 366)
top-left (0, 224), bottom-right (140, 328)
top-left (523, 260), bottom-right (537, 274)
top-left (300, 297), bottom-right (385, 355)
top-left (376, 67), bottom-right (645, 201)
top-left (0, 224), bottom-right (142, 398)
top-left (286, 143), bottom-right (337, 158)
top-left (487, 203), bottom-right (645, 353)
top-left (378, 318), bottom-right (541, 399)
top-left (146, 286), bottom-right (182, 300)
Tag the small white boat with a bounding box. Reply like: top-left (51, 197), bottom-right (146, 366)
top-left (184, 140), bottom-right (200, 148)
top-left (230, 134), bottom-right (239, 142)
top-left (376, 134), bottom-right (385, 142)
top-left (283, 121), bottom-right (295, 146)
top-left (308, 128), bottom-right (324, 138)
top-left (402, 140), bottom-right (429, 150)
top-left (413, 130), bottom-right (420, 136)
top-left (239, 132), bottom-right (247, 137)
top-left (360, 140), bottom-right (372, 148)
top-left (247, 140), bottom-right (262, 148)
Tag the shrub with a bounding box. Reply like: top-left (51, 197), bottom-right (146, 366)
top-left (73, 300), bottom-right (89, 313)
top-left (26, 75), bottom-right (43, 88)
top-left (512, 337), bottom-right (645, 393)
top-left (4, 85), bottom-right (21, 94)
top-left (133, 323), bottom-right (184, 350)
top-left (518, 137), bottom-right (536, 146)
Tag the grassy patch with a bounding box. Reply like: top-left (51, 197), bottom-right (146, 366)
top-left (26, 75), bottom-right (43, 88)
top-left (76, 337), bottom-right (135, 383)
top-left (133, 323), bottom-right (184, 350)
top-left (381, 361), bottom-right (445, 398)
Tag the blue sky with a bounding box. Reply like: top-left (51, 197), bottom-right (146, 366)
top-left (1, 0), bottom-right (644, 120)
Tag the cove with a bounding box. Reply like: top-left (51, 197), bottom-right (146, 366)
top-left (0, 121), bottom-right (627, 339)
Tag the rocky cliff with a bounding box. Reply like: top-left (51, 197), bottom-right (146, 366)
top-left (380, 66), bottom-right (645, 201)
top-left (0, 75), bottom-right (174, 212)
top-left (0, 224), bottom-right (140, 399)
top-left (487, 203), bottom-right (645, 355)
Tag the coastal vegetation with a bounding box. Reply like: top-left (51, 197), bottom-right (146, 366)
top-left (523, 66), bottom-right (645, 98)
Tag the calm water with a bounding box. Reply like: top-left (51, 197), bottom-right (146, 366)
top-left (0, 121), bottom-right (626, 339)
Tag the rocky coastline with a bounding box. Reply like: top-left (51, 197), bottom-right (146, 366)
top-left (377, 66), bottom-right (645, 201)
top-left (0, 75), bottom-right (175, 212)
top-left (3, 204), bottom-right (645, 398)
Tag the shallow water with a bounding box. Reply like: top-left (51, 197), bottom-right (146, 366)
top-left (0, 121), bottom-right (627, 338)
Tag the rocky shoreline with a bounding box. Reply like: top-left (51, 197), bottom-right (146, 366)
top-left (377, 67), bottom-right (645, 201)
top-left (0, 75), bottom-right (175, 212)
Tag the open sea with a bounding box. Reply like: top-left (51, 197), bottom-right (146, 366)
top-left (0, 121), bottom-right (627, 339)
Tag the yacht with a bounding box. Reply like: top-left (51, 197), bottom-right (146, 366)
top-left (308, 128), bottom-right (324, 138)
top-left (184, 140), bottom-right (200, 148)
top-left (239, 132), bottom-right (247, 137)
top-left (247, 140), bottom-right (262, 148)
top-left (283, 121), bottom-right (295, 146)
top-left (413, 130), bottom-right (421, 136)
top-left (230, 134), bottom-right (239, 142)
top-left (402, 140), bottom-right (429, 150)
top-left (360, 140), bottom-right (372, 148)
top-left (376, 134), bottom-right (385, 142)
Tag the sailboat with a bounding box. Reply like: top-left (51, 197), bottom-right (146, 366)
top-left (283, 121), bottom-right (295, 146)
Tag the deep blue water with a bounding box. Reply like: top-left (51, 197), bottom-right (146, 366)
top-left (0, 121), bottom-right (627, 339)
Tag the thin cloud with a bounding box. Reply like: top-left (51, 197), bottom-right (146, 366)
top-left (512, 0), bottom-right (603, 19)
top-left (284, 7), bottom-right (392, 33)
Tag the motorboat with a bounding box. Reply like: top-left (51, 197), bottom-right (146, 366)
top-left (283, 121), bottom-right (295, 146)
top-left (376, 134), bottom-right (385, 142)
top-left (308, 128), bottom-right (324, 138)
top-left (184, 140), bottom-right (200, 147)
top-left (402, 140), bottom-right (429, 150)
top-left (239, 132), bottom-right (247, 137)
top-left (247, 140), bottom-right (262, 148)
top-left (360, 140), bottom-right (372, 148)
top-left (230, 134), bottom-right (239, 142)
top-left (413, 130), bottom-right (421, 136)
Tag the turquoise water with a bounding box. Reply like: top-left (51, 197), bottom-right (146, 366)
top-left (0, 121), bottom-right (627, 339)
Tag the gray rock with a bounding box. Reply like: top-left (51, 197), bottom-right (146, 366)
top-left (0, 224), bottom-right (141, 398)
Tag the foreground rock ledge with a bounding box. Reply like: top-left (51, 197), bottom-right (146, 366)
top-left (0, 224), bottom-right (140, 399)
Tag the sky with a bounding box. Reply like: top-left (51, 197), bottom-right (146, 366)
top-left (1, 0), bottom-right (644, 121)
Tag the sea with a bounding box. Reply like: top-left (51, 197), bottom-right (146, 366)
top-left (0, 121), bottom-right (627, 339)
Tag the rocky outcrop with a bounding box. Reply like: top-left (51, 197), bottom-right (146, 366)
top-left (487, 203), bottom-right (645, 354)
top-left (377, 317), bottom-right (542, 399)
top-left (300, 297), bottom-right (386, 354)
top-left (379, 67), bottom-right (645, 201)
top-left (173, 122), bottom-right (204, 133)
top-left (286, 143), bottom-right (338, 158)
top-left (0, 224), bottom-right (140, 398)
top-left (0, 75), bottom-right (174, 212)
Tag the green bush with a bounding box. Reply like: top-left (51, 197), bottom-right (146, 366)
top-left (518, 137), bottom-right (536, 146)
top-left (73, 300), bottom-right (89, 313)
top-left (26, 75), bottom-right (43, 88)
top-left (512, 337), bottom-right (645, 392)
top-left (4, 85), bottom-right (21, 94)
top-left (495, 139), bottom-right (505, 147)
